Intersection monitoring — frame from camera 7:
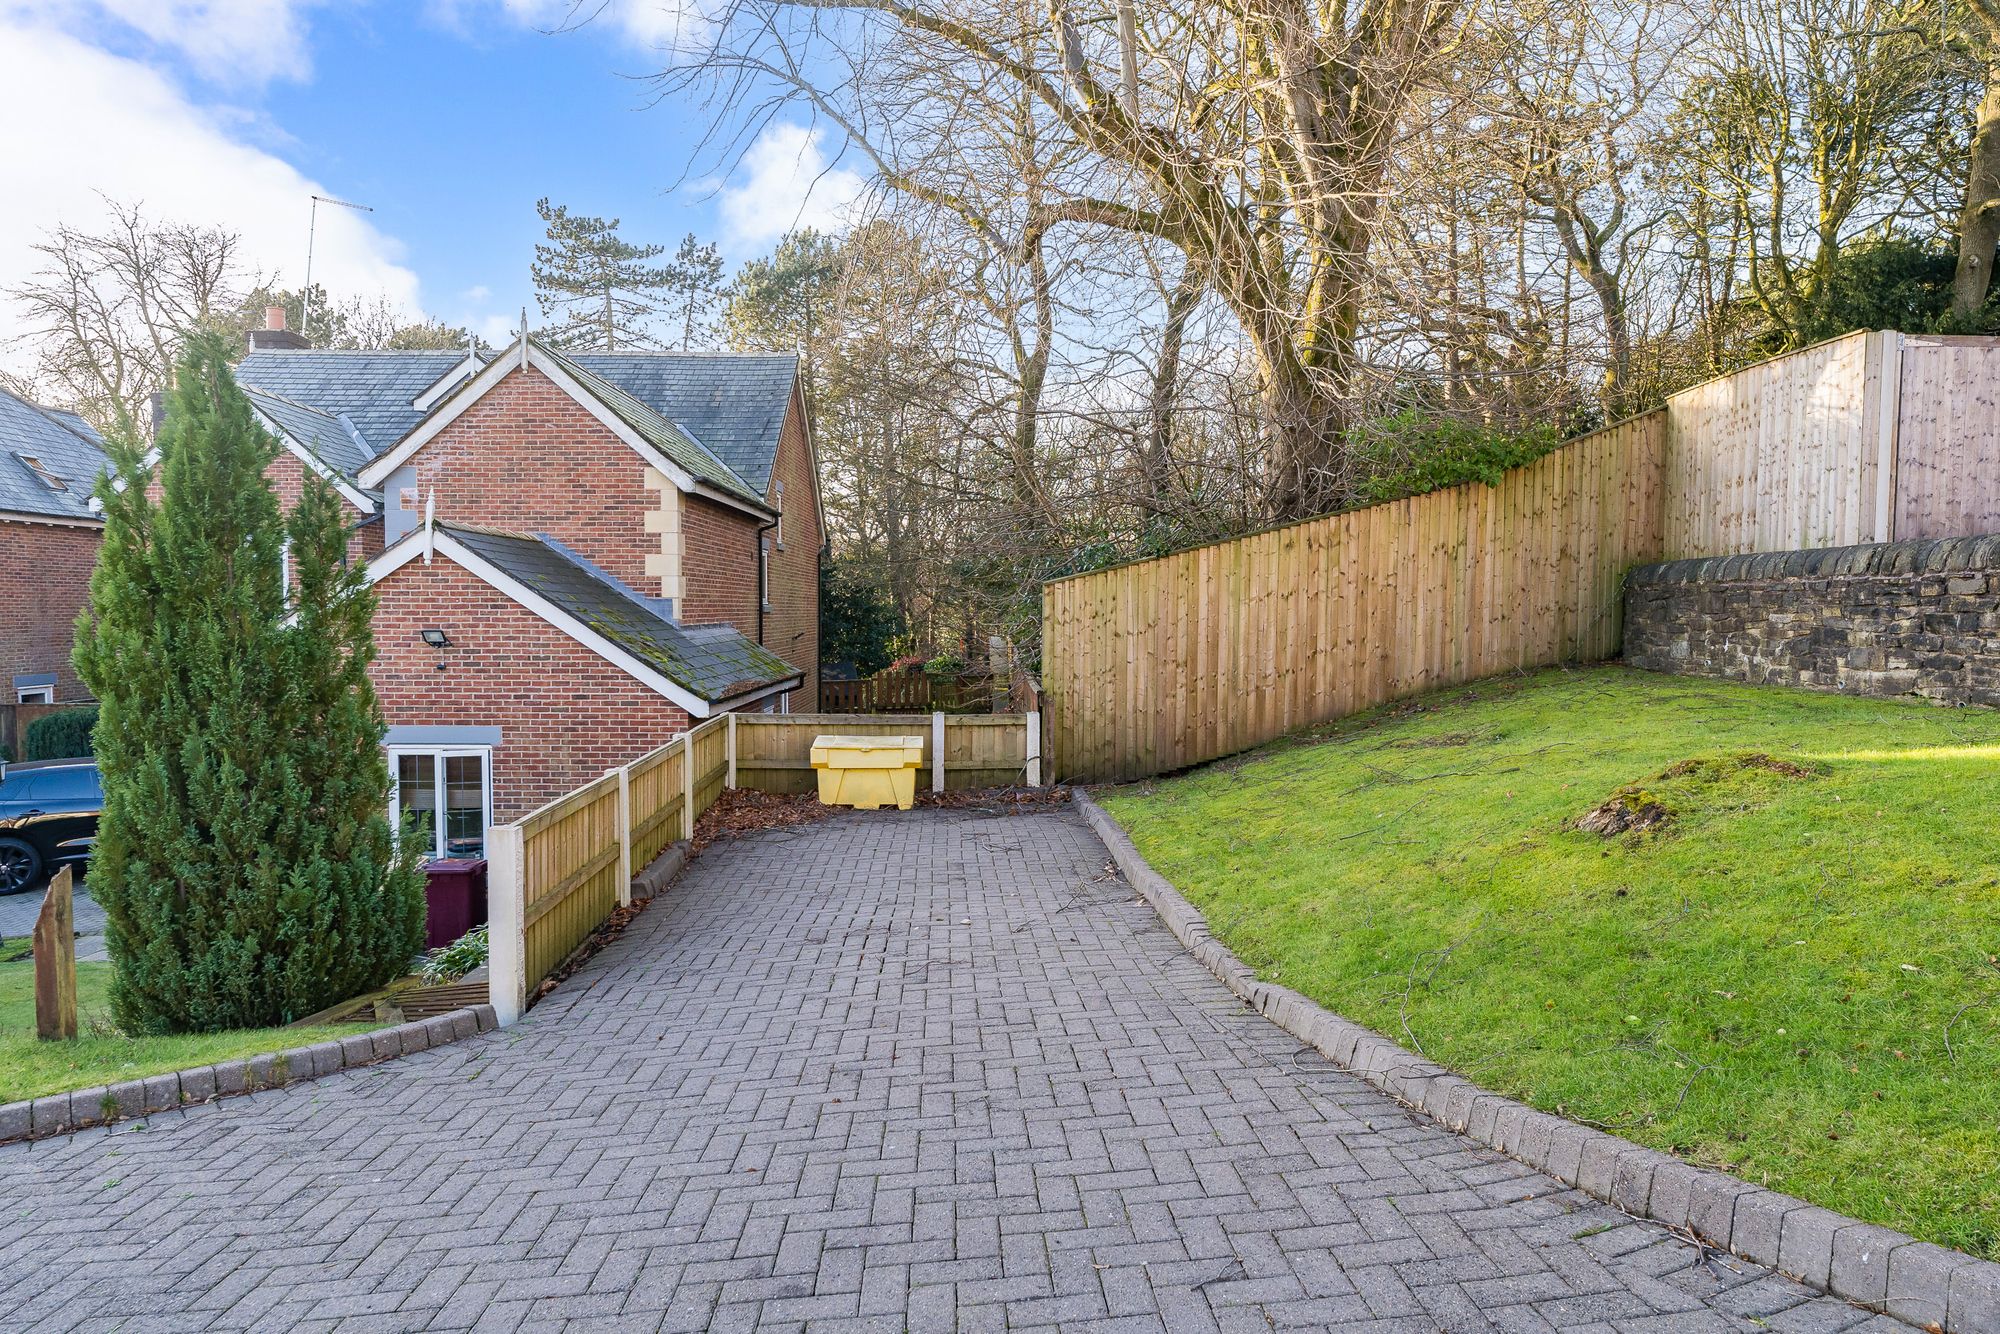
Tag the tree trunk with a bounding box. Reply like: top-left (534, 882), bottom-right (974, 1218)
top-left (1144, 267), bottom-right (1201, 513)
top-left (1954, 71), bottom-right (2000, 325)
top-left (1260, 353), bottom-right (1351, 521)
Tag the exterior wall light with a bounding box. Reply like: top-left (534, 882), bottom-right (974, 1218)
top-left (420, 628), bottom-right (452, 648)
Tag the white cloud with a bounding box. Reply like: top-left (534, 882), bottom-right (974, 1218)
top-left (435, 0), bottom-right (705, 52)
top-left (461, 284), bottom-right (492, 303)
top-left (2, 0), bottom-right (327, 86)
top-left (469, 313), bottom-right (520, 347)
top-left (718, 123), bottom-right (868, 253)
top-left (0, 21), bottom-right (422, 371)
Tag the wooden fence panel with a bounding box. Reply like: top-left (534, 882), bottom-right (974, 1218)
top-left (517, 771), bottom-right (622, 991)
top-left (1042, 414), bottom-right (1668, 783)
top-left (732, 713), bottom-right (1031, 793)
top-left (1894, 335), bottom-right (2000, 540)
top-left (628, 739), bottom-right (686, 869)
top-left (687, 716), bottom-right (730, 824)
top-left (1660, 330), bottom-right (1896, 557)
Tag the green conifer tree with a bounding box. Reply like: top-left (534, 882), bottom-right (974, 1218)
top-left (530, 198), bottom-right (672, 350)
top-left (75, 334), bottom-right (424, 1033)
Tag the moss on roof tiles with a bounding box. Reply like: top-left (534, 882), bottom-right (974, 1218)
top-left (440, 523), bottom-right (798, 702)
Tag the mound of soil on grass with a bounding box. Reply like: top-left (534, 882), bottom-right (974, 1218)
top-left (1576, 793), bottom-right (1672, 836)
top-left (1574, 751), bottom-right (1820, 838)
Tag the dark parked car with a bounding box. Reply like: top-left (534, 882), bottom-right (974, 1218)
top-left (0, 760), bottom-right (100, 894)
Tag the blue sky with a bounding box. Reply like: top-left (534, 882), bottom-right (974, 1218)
top-left (0, 0), bottom-right (865, 353)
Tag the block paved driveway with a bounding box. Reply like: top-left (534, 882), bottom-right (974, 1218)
top-left (0, 807), bottom-right (1897, 1333)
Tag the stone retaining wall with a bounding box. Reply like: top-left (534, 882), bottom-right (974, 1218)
top-left (1625, 534), bottom-right (2000, 704)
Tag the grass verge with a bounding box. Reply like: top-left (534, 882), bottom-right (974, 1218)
top-left (0, 936), bottom-right (379, 1105)
top-left (1099, 665), bottom-right (2000, 1259)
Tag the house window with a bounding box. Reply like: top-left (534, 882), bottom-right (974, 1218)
top-left (15, 685), bottom-right (53, 705)
top-left (389, 746), bottom-right (492, 860)
top-left (759, 538), bottom-right (772, 611)
top-left (773, 481), bottom-right (785, 549)
top-left (14, 454), bottom-right (67, 492)
top-left (399, 486), bottom-right (419, 512)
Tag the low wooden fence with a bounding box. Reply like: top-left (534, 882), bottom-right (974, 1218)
top-left (483, 709), bottom-right (1040, 1024)
top-left (818, 670), bottom-right (999, 713)
top-left (487, 715), bottom-right (731, 1024)
top-left (733, 712), bottom-right (1038, 793)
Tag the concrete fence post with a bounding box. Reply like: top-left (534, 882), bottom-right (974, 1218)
top-left (726, 712), bottom-right (738, 789)
top-left (487, 822), bottom-right (528, 1026)
top-left (614, 765), bottom-right (632, 907)
top-left (932, 711), bottom-right (946, 795)
top-left (682, 730), bottom-right (697, 841)
top-left (1026, 710), bottom-right (1042, 788)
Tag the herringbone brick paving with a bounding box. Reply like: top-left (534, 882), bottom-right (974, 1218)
top-left (0, 808), bottom-right (1900, 1333)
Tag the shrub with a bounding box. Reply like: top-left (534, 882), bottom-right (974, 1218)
top-left (1350, 412), bottom-right (1567, 509)
top-left (22, 707), bottom-right (97, 761)
top-left (420, 926), bottom-right (488, 986)
top-left (73, 335), bottom-right (425, 1033)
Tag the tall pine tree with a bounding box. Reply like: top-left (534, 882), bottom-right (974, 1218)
top-left (530, 198), bottom-right (672, 350)
top-left (75, 335), bottom-right (424, 1033)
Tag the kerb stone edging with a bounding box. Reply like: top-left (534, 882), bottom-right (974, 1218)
top-left (1073, 790), bottom-right (2000, 1334)
top-left (0, 1003), bottom-right (499, 1148)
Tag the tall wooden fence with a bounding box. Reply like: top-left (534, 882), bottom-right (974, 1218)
top-left (1042, 329), bottom-right (2000, 785)
top-left (1662, 329), bottom-right (2000, 557)
top-left (1044, 416), bottom-right (1667, 783)
top-left (483, 709), bottom-right (1040, 1024)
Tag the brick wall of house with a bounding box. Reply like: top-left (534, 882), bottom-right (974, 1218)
top-left (763, 385), bottom-right (821, 707)
top-left (0, 518), bottom-right (101, 704)
top-left (401, 366), bottom-right (658, 593)
top-left (670, 387), bottom-right (822, 708)
top-left (1625, 535), bottom-right (2000, 706)
top-left (372, 558), bottom-right (691, 819)
top-left (264, 453), bottom-right (382, 568)
top-left (678, 496), bottom-right (761, 629)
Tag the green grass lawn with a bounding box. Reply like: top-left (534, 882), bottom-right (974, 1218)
top-left (1100, 666), bottom-right (2000, 1259)
top-left (0, 937), bottom-right (378, 1105)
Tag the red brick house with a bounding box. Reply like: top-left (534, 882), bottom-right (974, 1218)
top-left (0, 385), bottom-right (109, 707)
top-left (234, 332), bottom-right (822, 854)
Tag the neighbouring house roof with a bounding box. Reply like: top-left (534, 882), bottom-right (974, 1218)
top-left (243, 387), bottom-right (375, 480)
top-left (237, 350), bottom-right (468, 453)
top-left (386, 521), bottom-right (801, 709)
top-left (0, 386), bottom-right (110, 523)
top-left (569, 352), bottom-right (799, 494)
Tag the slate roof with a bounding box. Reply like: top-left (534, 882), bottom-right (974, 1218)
top-left (237, 350), bottom-right (468, 454)
top-left (234, 344), bottom-right (799, 498)
top-left (243, 388), bottom-right (375, 480)
top-left (570, 352), bottom-right (798, 493)
top-left (0, 386), bottom-right (110, 523)
top-left (535, 344), bottom-right (768, 509)
top-left (440, 522), bottom-right (801, 704)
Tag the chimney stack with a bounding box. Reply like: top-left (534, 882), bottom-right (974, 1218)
top-left (247, 303), bottom-right (309, 353)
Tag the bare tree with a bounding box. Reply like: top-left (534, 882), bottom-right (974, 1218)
top-left (663, 0), bottom-right (1474, 519)
top-left (1953, 0), bottom-right (2000, 320)
top-left (10, 199), bottom-right (248, 429)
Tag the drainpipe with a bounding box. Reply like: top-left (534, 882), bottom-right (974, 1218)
top-left (755, 515), bottom-right (778, 646)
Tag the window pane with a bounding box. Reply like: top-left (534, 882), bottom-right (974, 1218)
top-left (396, 753), bottom-right (437, 856)
top-left (443, 754), bottom-right (485, 859)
